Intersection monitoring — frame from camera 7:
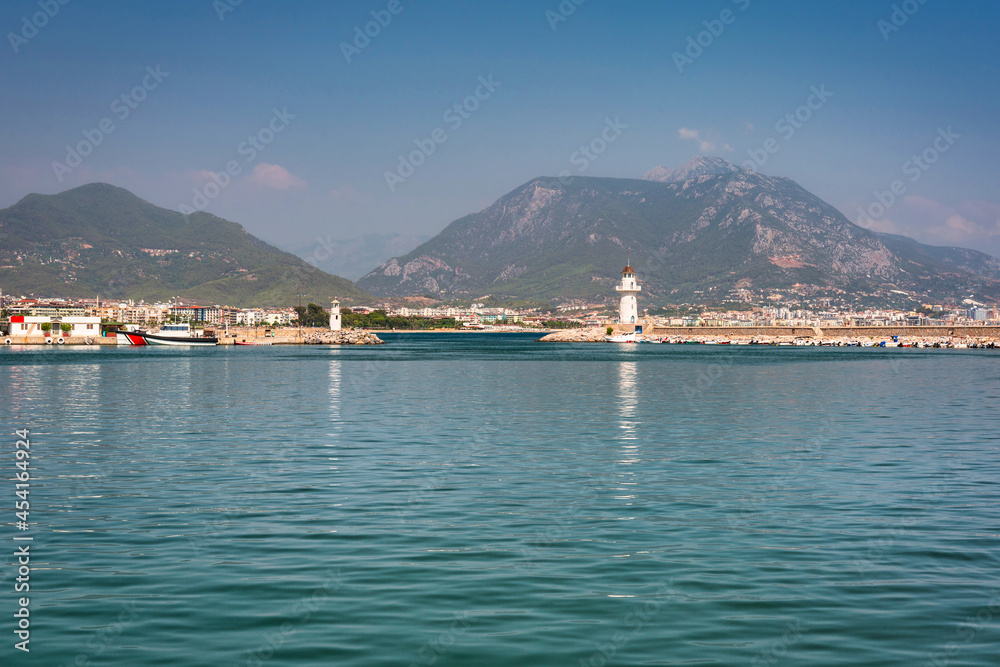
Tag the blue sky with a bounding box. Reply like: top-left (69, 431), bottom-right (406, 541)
top-left (2, 0), bottom-right (999, 262)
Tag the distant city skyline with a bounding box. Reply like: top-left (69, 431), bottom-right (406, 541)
top-left (2, 0), bottom-right (999, 263)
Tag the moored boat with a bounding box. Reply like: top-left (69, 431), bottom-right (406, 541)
top-left (116, 324), bottom-right (148, 346)
top-left (605, 331), bottom-right (637, 343)
top-left (127, 323), bottom-right (218, 346)
top-left (116, 331), bottom-right (148, 345)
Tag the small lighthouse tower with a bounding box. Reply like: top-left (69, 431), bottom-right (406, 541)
top-left (615, 252), bottom-right (641, 324)
top-left (330, 299), bottom-right (342, 331)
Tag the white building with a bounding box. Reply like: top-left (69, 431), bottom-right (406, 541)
top-left (257, 310), bottom-right (293, 326)
top-left (329, 299), bottom-right (341, 331)
top-left (615, 260), bottom-right (641, 324)
top-left (6, 315), bottom-right (101, 339)
top-left (236, 309), bottom-right (266, 326)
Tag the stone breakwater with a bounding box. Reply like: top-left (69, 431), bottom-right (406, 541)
top-left (302, 330), bottom-right (385, 345)
top-left (539, 326), bottom-right (1000, 347)
top-left (538, 327), bottom-right (608, 342)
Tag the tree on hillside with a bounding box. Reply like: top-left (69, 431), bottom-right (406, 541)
top-left (294, 303), bottom-right (330, 327)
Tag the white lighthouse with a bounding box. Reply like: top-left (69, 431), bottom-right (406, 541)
top-left (615, 255), bottom-right (641, 324)
top-left (330, 299), bottom-right (342, 331)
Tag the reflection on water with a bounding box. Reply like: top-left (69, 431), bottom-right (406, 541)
top-left (4, 363), bottom-right (43, 413)
top-left (616, 360), bottom-right (639, 443)
top-left (326, 354), bottom-right (343, 481)
top-left (328, 355), bottom-right (341, 424)
top-left (327, 358), bottom-right (343, 435)
top-left (614, 360), bottom-right (641, 505)
top-left (60, 362), bottom-right (101, 407)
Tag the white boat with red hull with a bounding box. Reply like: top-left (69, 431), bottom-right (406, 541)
top-left (117, 323), bottom-right (218, 346)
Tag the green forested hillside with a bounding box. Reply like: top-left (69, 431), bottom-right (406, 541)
top-left (0, 183), bottom-right (369, 306)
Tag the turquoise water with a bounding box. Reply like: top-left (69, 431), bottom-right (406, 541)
top-left (2, 332), bottom-right (999, 666)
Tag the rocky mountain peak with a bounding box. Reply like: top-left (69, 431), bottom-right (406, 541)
top-left (643, 156), bottom-right (739, 183)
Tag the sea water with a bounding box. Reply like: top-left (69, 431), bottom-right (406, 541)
top-left (1, 333), bottom-right (998, 665)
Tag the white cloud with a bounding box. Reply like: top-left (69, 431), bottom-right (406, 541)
top-left (944, 215), bottom-right (976, 234)
top-left (958, 200), bottom-right (1000, 237)
top-left (247, 163), bottom-right (306, 190)
top-left (859, 196), bottom-right (1000, 256)
top-left (678, 127), bottom-right (725, 153)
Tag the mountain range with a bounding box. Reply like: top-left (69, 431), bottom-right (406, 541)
top-left (0, 184), bottom-right (368, 306)
top-left (358, 158), bottom-right (1000, 306)
top-left (4, 162), bottom-right (998, 310)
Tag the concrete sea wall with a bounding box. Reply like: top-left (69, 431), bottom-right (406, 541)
top-left (2, 335), bottom-right (115, 345)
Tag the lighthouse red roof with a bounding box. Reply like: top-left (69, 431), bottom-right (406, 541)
top-left (621, 265), bottom-right (634, 274)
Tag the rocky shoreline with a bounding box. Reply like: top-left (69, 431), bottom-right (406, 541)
top-left (302, 330), bottom-right (385, 345)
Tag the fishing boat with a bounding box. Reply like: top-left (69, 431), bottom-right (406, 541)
top-left (234, 340), bottom-right (273, 346)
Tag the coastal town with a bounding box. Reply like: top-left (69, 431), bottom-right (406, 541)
top-left (1, 293), bottom-right (997, 330)
top-left (1, 284), bottom-right (997, 346)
